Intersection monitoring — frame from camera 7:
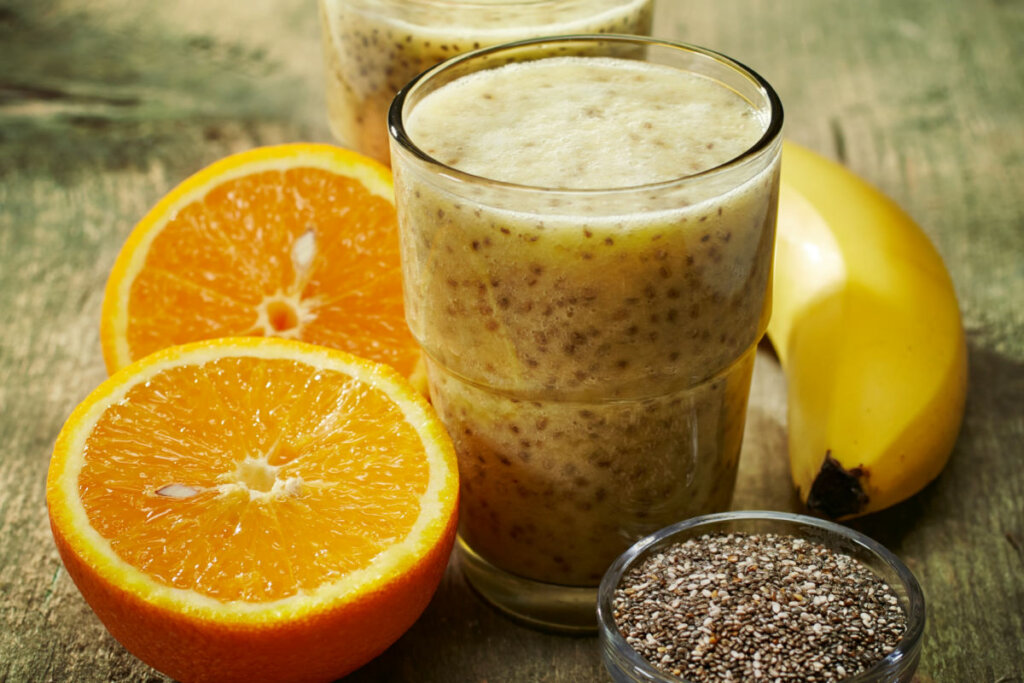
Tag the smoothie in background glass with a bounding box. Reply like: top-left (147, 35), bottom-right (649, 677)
top-left (389, 36), bottom-right (783, 631)
top-left (317, 0), bottom-right (653, 164)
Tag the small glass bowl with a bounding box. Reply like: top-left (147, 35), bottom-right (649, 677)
top-left (597, 510), bottom-right (925, 683)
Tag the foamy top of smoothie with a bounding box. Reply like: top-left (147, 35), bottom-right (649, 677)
top-left (404, 56), bottom-right (767, 190)
top-left (371, 0), bottom-right (651, 37)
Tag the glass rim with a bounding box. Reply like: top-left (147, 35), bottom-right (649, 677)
top-left (354, 0), bottom-right (643, 7)
top-left (387, 34), bottom-right (784, 196)
top-left (596, 510), bottom-right (926, 683)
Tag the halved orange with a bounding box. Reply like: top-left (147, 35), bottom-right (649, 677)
top-left (47, 337), bottom-right (458, 683)
top-left (100, 143), bottom-right (422, 381)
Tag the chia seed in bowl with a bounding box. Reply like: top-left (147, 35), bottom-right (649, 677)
top-left (596, 511), bottom-right (925, 682)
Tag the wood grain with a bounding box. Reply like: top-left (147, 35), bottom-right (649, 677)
top-left (1, 0), bottom-right (1021, 680)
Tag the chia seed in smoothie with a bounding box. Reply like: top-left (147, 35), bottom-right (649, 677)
top-left (318, 0), bottom-right (653, 163)
top-left (393, 55), bottom-right (780, 586)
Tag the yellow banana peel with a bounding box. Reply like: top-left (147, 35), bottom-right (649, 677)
top-left (768, 141), bottom-right (968, 519)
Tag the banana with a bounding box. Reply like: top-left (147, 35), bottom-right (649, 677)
top-left (767, 141), bottom-right (968, 519)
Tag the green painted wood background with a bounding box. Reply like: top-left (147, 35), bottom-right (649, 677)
top-left (1, 0), bottom-right (1021, 680)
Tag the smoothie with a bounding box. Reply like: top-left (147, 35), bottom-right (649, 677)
top-left (392, 53), bottom-right (780, 589)
top-left (318, 0), bottom-right (653, 163)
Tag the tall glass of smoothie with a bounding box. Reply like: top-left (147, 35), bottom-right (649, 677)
top-left (388, 35), bottom-right (783, 631)
top-left (317, 0), bottom-right (653, 164)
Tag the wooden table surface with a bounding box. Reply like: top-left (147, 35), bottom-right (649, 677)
top-left (2, 0), bottom-right (1021, 681)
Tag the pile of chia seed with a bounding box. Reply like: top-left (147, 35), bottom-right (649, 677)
top-left (611, 532), bottom-right (907, 682)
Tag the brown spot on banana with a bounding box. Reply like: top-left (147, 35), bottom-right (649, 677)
top-left (806, 451), bottom-right (869, 519)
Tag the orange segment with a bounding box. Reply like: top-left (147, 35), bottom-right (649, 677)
top-left (100, 144), bottom-right (419, 380)
top-left (47, 337), bottom-right (458, 683)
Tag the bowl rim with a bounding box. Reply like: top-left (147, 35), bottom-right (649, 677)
top-left (596, 510), bottom-right (926, 683)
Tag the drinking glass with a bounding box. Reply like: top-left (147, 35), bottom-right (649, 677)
top-left (388, 35), bottom-right (783, 631)
top-left (317, 0), bottom-right (654, 163)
